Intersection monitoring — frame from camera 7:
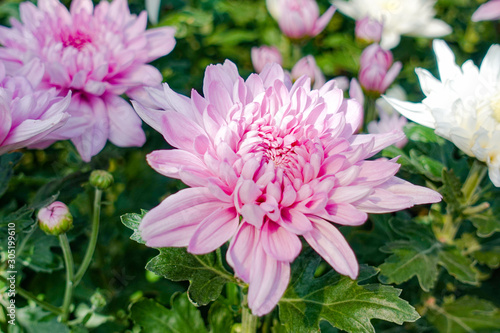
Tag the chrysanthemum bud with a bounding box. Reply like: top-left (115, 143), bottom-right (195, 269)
top-left (89, 170), bottom-right (114, 190)
top-left (38, 201), bottom-right (73, 236)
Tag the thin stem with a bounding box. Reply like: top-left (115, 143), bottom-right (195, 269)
top-left (0, 275), bottom-right (62, 315)
top-left (363, 96), bottom-right (377, 132)
top-left (241, 294), bottom-right (258, 333)
top-left (462, 160), bottom-right (488, 205)
top-left (58, 234), bottom-right (74, 323)
top-left (74, 188), bottom-right (102, 286)
top-left (439, 212), bottom-right (459, 244)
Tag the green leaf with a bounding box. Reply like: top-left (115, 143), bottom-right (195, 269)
top-left (120, 210), bottom-right (147, 244)
top-left (379, 219), bottom-right (479, 290)
top-left (278, 249), bottom-right (420, 333)
top-left (130, 294), bottom-right (208, 333)
top-left (146, 247), bottom-right (235, 306)
top-left (19, 229), bottom-right (64, 273)
top-left (441, 168), bottom-right (465, 214)
top-left (379, 240), bottom-right (440, 291)
top-left (379, 219), bottom-right (440, 291)
top-left (468, 211), bottom-right (500, 238)
top-left (427, 296), bottom-right (500, 333)
top-left (404, 123), bottom-right (444, 144)
top-left (208, 299), bottom-right (235, 333)
top-left (0, 152), bottom-right (22, 198)
top-left (16, 306), bottom-right (69, 333)
top-left (437, 247), bottom-right (479, 285)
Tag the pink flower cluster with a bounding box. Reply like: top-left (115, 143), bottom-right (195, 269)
top-left (359, 44), bottom-right (401, 95)
top-left (0, 60), bottom-right (70, 155)
top-left (133, 61), bottom-right (441, 315)
top-left (0, 0), bottom-right (175, 161)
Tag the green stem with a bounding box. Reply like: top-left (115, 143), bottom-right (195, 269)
top-left (59, 234), bottom-right (74, 323)
top-left (363, 96), bottom-right (377, 132)
top-left (74, 188), bottom-right (102, 286)
top-left (440, 212), bottom-right (459, 244)
top-left (462, 160), bottom-right (488, 205)
top-left (0, 275), bottom-right (62, 315)
top-left (241, 295), bottom-right (258, 333)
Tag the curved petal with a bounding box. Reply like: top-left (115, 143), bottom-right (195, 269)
top-left (140, 187), bottom-right (221, 247)
top-left (472, 1), bottom-right (500, 21)
top-left (248, 242), bottom-right (290, 316)
top-left (383, 96), bottom-right (436, 129)
top-left (261, 220), bottom-right (301, 262)
top-left (104, 95), bottom-right (146, 147)
top-left (227, 222), bottom-right (259, 282)
top-left (188, 207), bottom-right (239, 254)
top-left (304, 217), bottom-right (358, 279)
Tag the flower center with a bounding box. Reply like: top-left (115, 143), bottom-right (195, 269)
top-left (382, 0), bottom-right (400, 12)
top-left (260, 132), bottom-right (299, 167)
top-left (62, 31), bottom-right (92, 50)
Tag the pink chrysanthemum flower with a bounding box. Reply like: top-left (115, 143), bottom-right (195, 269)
top-left (0, 0), bottom-right (176, 161)
top-left (133, 61), bottom-right (442, 316)
top-left (0, 60), bottom-right (70, 155)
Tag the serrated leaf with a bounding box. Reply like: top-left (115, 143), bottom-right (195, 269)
top-left (379, 219), bottom-right (479, 290)
top-left (427, 296), bottom-right (500, 333)
top-left (120, 210), bottom-right (147, 244)
top-left (469, 211), bottom-right (500, 238)
top-left (437, 247), bottom-right (479, 285)
top-left (278, 249), bottom-right (420, 333)
top-left (0, 206), bottom-right (35, 230)
top-left (130, 294), bottom-right (208, 333)
top-left (0, 152), bottom-right (22, 198)
top-left (146, 247), bottom-right (235, 306)
top-left (379, 240), bottom-right (440, 291)
top-left (19, 230), bottom-right (63, 273)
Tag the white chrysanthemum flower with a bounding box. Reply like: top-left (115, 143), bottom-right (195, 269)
top-left (332, 0), bottom-right (451, 49)
top-left (386, 40), bottom-right (500, 186)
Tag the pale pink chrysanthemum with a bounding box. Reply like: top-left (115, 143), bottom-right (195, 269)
top-left (0, 60), bottom-right (71, 155)
top-left (0, 0), bottom-right (176, 161)
top-left (133, 61), bottom-right (442, 316)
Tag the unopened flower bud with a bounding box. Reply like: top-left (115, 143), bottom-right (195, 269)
top-left (89, 170), bottom-right (113, 190)
top-left (355, 16), bottom-right (383, 44)
top-left (38, 201), bottom-right (73, 236)
top-left (251, 45), bottom-right (282, 73)
top-left (291, 55), bottom-right (325, 89)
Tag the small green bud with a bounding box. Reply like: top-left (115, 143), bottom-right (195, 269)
top-left (37, 201), bottom-right (73, 236)
top-left (89, 170), bottom-right (114, 190)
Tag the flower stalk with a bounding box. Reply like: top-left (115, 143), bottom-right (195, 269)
top-left (241, 295), bottom-right (259, 333)
top-left (59, 233), bottom-right (74, 323)
top-left (74, 188), bottom-right (102, 286)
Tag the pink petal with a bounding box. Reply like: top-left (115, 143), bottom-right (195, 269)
top-left (104, 94), bottom-right (146, 147)
top-left (261, 220), bottom-right (301, 262)
top-left (145, 27), bottom-right (176, 61)
top-left (188, 207), bottom-right (239, 254)
top-left (304, 217), bottom-right (359, 279)
top-left (321, 202), bottom-right (368, 226)
top-left (248, 242), bottom-right (290, 316)
top-left (311, 6), bottom-right (336, 36)
top-left (70, 96), bottom-right (109, 162)
top-left (160, 110), bottom-right (208, 151)
top-left (227, 222), bottom-right (259, 282)
top-left (147, 149), bottom-right (207, 179)
top-left (472, 0), bottom-right (500, 21)
top-left (140, 187), bottom-right (220, 247)
top-left (70, 0), bottom-right (94, 14)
